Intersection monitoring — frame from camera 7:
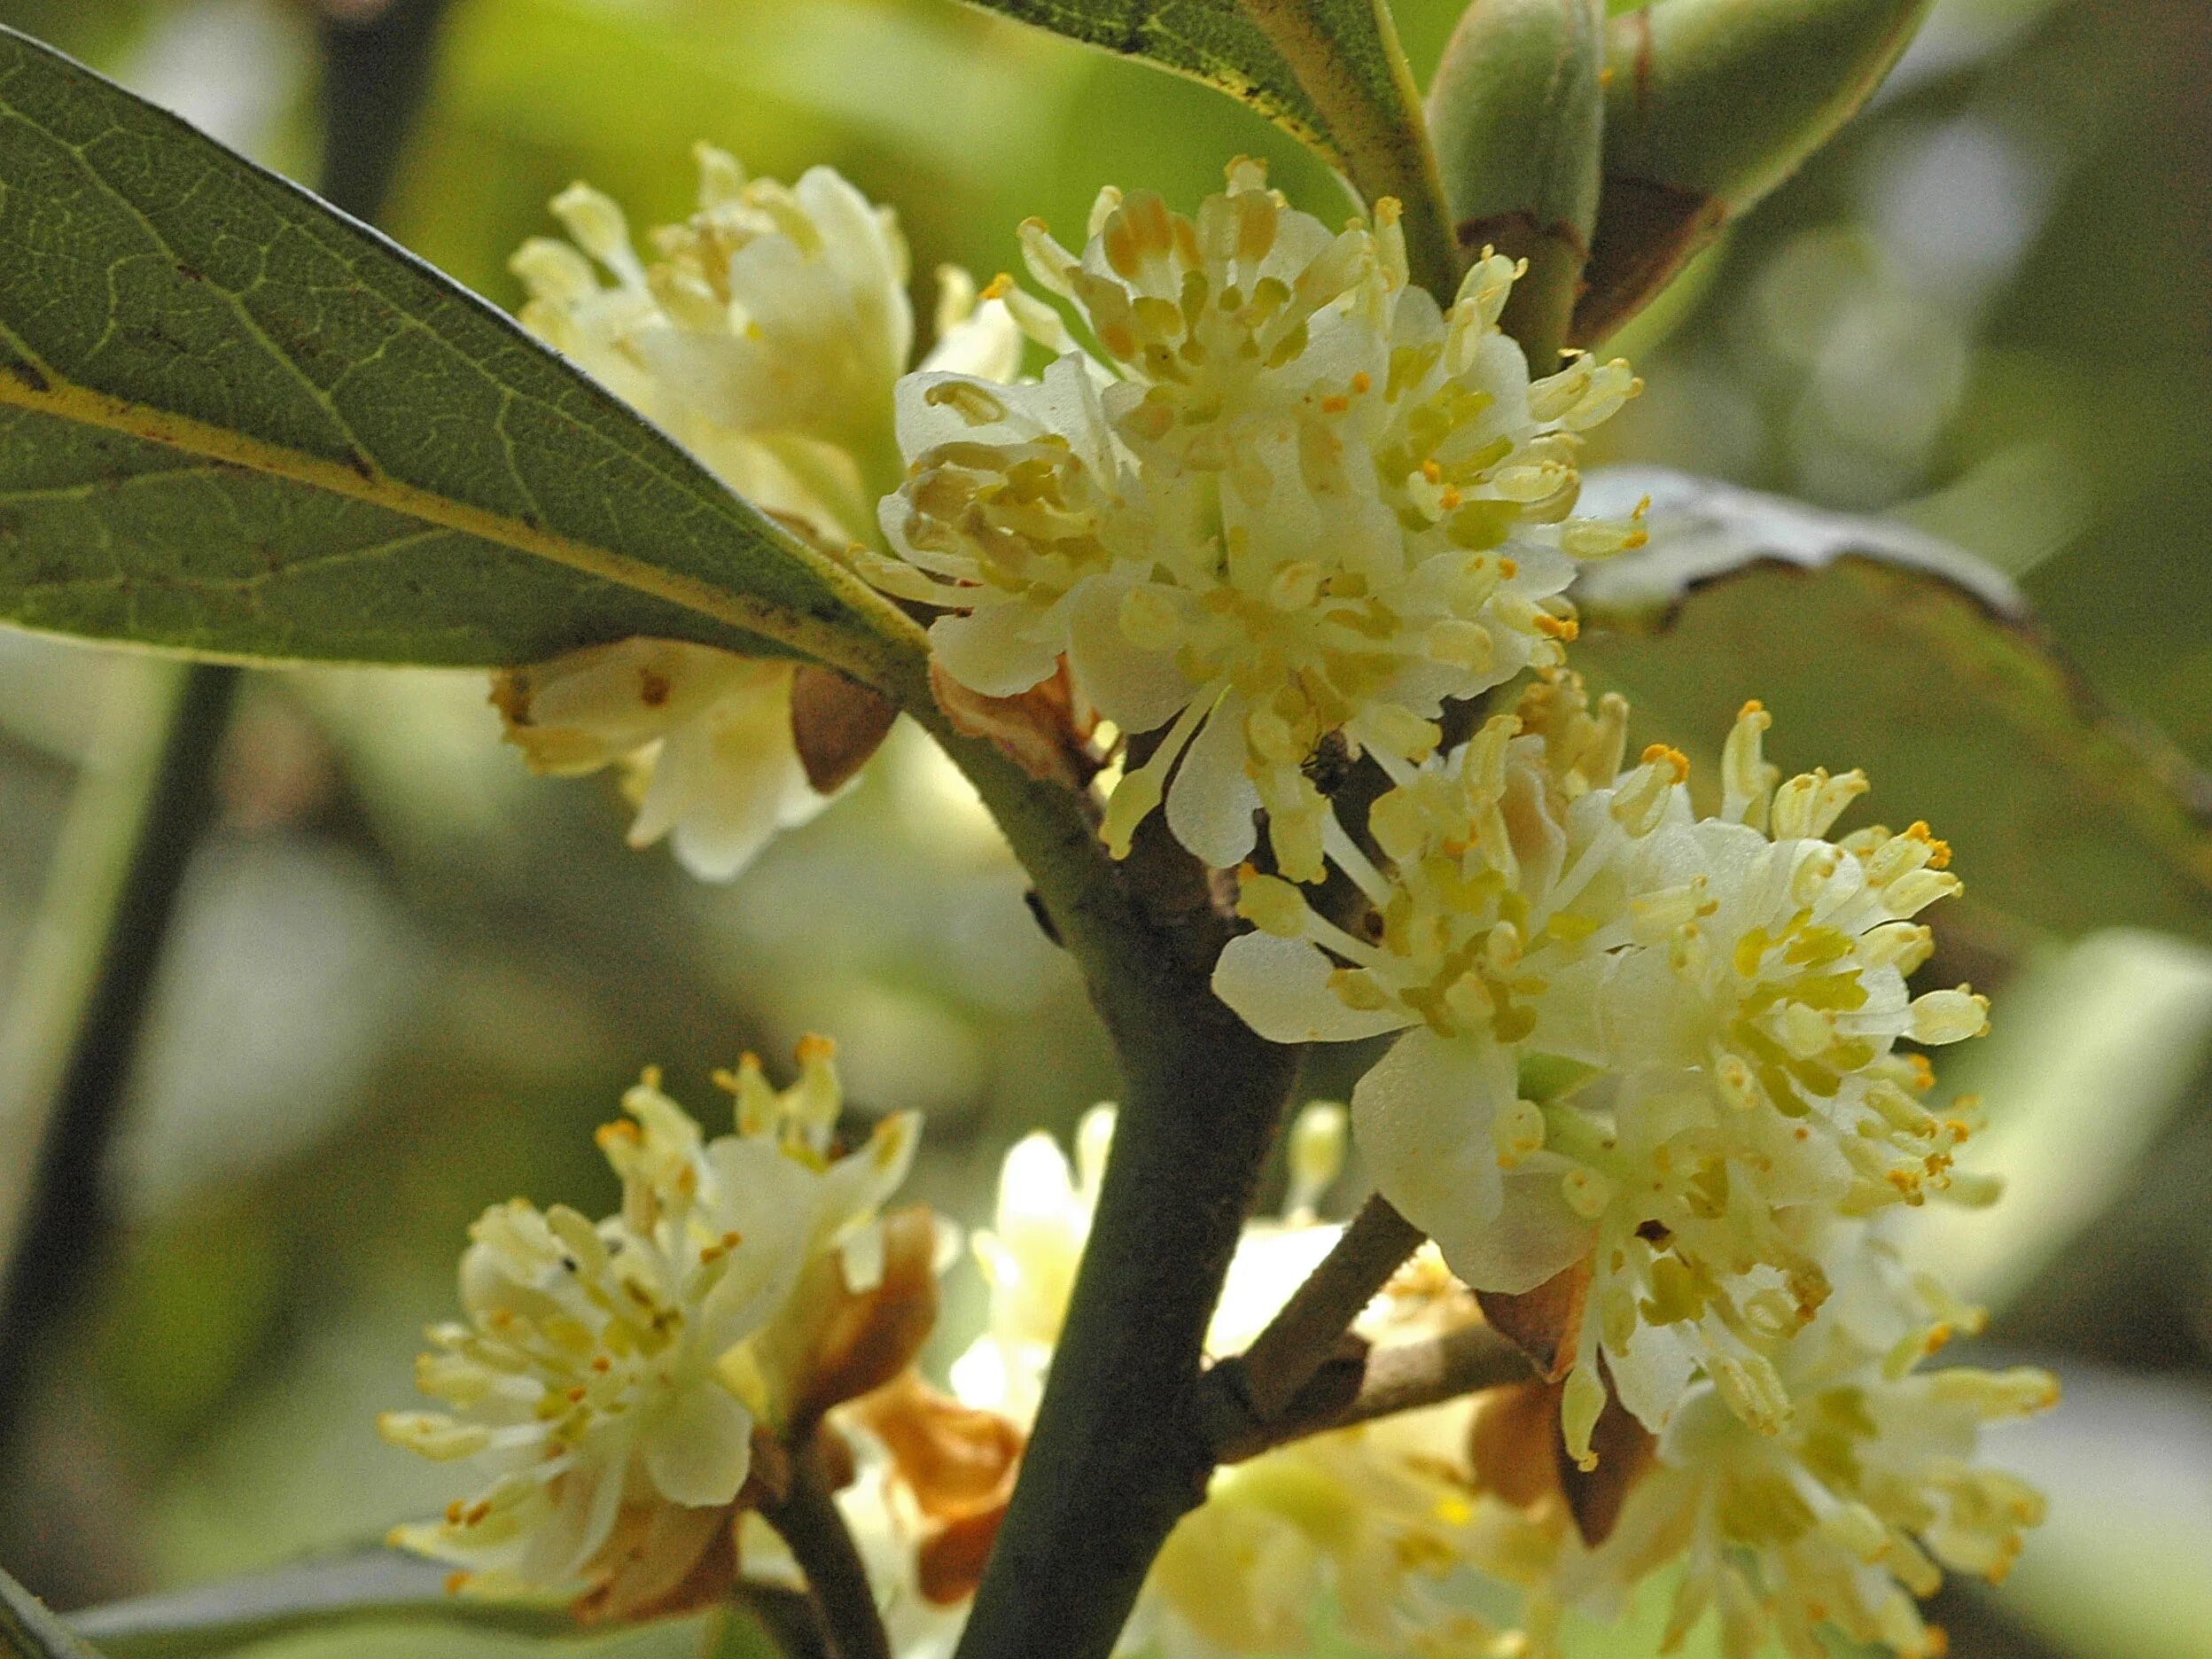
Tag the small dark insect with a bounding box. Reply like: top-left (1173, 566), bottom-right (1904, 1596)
top-left (1302, 729), bottom-right (1355, 796)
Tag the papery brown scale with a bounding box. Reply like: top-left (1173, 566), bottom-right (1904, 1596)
top-left (846, 1370), bottom-right (1025, 1521)
top-left (1554, 1373), bottom-right (1656, 1546)
top-left (929, 659), bottom-right (1102, 792)
top-left (1468, 1379), bottom-right (1563, 1510)
top-left (794, 1206), bottom-right (944, 1426)
top-left (1476, 1256), bottom-right (1592, 1382)
top-left (918, 1506), bottom-right (1012, 1607)
top-left (791, 665), bottom-right (900, 793)
top-left (572, 1500), bottom-right (736, 1625)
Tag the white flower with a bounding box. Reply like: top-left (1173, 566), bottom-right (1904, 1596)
top-left (379, 1040), bottom-right (918, 1612)
top-left (946, 1103), bottom-right (1116, 1424)
top-left (498, 150), bottom-right (1020, 881)
top-left (1213, 680), bottom-right (1994, 1463)
top-left (1561, 1250), bottom-right (2054, 1659)
top-left (491, 639), bottom-right (825, 881)
top-left (945, 1104), bottom-right (1507, 1656)
top-left (868, 160), bottom-right (1642, 880)
top-left (515, 146), bottom-right (1019, 537)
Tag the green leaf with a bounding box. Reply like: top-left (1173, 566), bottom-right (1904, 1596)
top-left (64, 1552), bottom-right (573, 1658)
top-left (1909, 929), bottom-right (2212, 1312)
top-left (961, 0), bottom-right (1457, 296)
top-left (3, 1562), bottom-right (105, 1659)
top-left (0, 27), bottom-right (924, 693)
top-left (61, 1547), bottom-right (824, 1659)
top-left (1573, 0), bottom-right (1932, 345)
top-left (1571, 468), bottom-right (2212, 947)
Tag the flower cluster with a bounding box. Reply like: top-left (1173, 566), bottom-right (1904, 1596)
top-left (492, 152), bottom-right (1019, 879)
top-left (1214, 674), bottom-right (2051, 1655)
top-left (458, 150), bottom-right (2057, 1659)
top-left (865, 160), bottom-right (1642, 880)
top-left (921, 1104), bottom-right (1510, 1658)
top-left (379, 1040), bottom-right (923, 1618)
top-left (1525, 1247), bottom-right (2053, 1659)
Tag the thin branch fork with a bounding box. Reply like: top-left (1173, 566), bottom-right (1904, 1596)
top-left (1211, 1321), bottom-right (1536, 1465)
top-left (1201, 1194), bottom-right (1427, 1444)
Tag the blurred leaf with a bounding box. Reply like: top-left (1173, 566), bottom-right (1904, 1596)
top-left (1572, 468), bottom-right (2212, 946)
top-left (4, 1561), bottom-right (105, 1659)
top-left (67, 1551), bottom-right (576, 1658)
top-left (959, 0), bottom-right (1454, 290)
top-left (1575, 466), bottom-right (2024, 620)
top-left (65, 1549), bottom-right (825, 1659)
top-left (1907, 929), bottom-right (2212, 1312)
top-left (0, 28), bottom-right (917, 689)
top-left (1986, 1364), bottom-right (2212, 1659)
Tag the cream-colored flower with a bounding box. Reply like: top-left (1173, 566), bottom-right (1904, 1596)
top-left (515, 146), bottom-right (1018, 537)
top-left (1214, 680), bottom-right (1993, 1462)
top-left (945, 1104), bottom-right (1506, 1656)
top-left (868, 160), bottom-right (1642, 880)
top-left (1558, 1250), bottom-right (2054, 1659)
top-left (491, 640), bottom-right (823, 881)
top-left (379, 1041), bottom-right (918, 1612)
top-left (497, 149), bottom-right (1019, 882)
top-left (946, 1103), bottom-right (1116, 1424)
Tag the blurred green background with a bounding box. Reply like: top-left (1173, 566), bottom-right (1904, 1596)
top-left (0, 0), bottom-right (2208, 1655)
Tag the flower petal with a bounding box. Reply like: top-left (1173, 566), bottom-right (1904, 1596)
top-left (1443, 1164), bottom-right (1593, 1296)
top-left (1164, 692), bottom-right (1261, 870)
top-left (929, 608), bottom-right (1063, 699)
top-left (643, 1382), bottom-right (755, 1507)
top-left (1213, 932), bottom-right (1410, 1045)
top-left (1351, 1028), bottom-right (1512, 1270)
top-left (1065, 578), bottom-right (1191, 735)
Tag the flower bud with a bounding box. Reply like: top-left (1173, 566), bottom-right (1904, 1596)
top-left (1426, 0), bottom-right (1607, 367)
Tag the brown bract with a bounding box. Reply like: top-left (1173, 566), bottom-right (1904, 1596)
top-left (795, 1205), bottom-right (946, 1429)
top-left (1476, 1256), bottom-right (1592, 1382)
top-left (845, 1371), bottom-right (1028, 1606)
top-left (929, 660), bottom-right (1102, 794)
top-left (1467, 1372), bottom-right (1656, 1548)
top-left (791, 665), bottom-right (901, 793)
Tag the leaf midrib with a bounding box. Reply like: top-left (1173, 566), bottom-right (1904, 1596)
top-left (0, 35), bottom-right (930, 694)
top-left (0, 342), bottom-right (924, 690)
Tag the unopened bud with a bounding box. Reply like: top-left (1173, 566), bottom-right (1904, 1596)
top-left (1427, 0), bottom-right (1607, 367)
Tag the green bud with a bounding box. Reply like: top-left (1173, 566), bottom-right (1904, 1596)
top-left (1574, 0), bottom-right (1934, 345)
top-left (1426, 0), bottom-right (1607, 370)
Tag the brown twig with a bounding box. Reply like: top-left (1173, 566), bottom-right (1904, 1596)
top-left (1213, 1322), bottom-right (1536, 1464)
top-left (758, 1435), bottom-right (889, 1659)
top-left (1201, 1194), bottom-right (1427, 1449)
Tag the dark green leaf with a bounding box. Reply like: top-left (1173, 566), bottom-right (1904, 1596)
top-left (1572, 468), bottom-right (2212, 946)
top-left (65, 1551), bottom-right (572, 1657)
top-left (3, 1562), bottom-right (105, 1659)
top-left (962, 0), bottom-right (1456, 294)
top-left (0, 27), bottom-right (923, 692)
top-left (63, 1546), bottom-right (822, 1658)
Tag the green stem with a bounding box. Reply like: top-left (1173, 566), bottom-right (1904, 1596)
top-left (757, 1437), bottom-right (888, 1659)
top-left (905, 697), bottom-right (1302, 1659)
top-left (0, 662), bottom-right (239, 1445)
top-left (1237, 0), bottom-right (1460, 300)
top-left (1202, 1194), bottom-right (1424, 1438)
